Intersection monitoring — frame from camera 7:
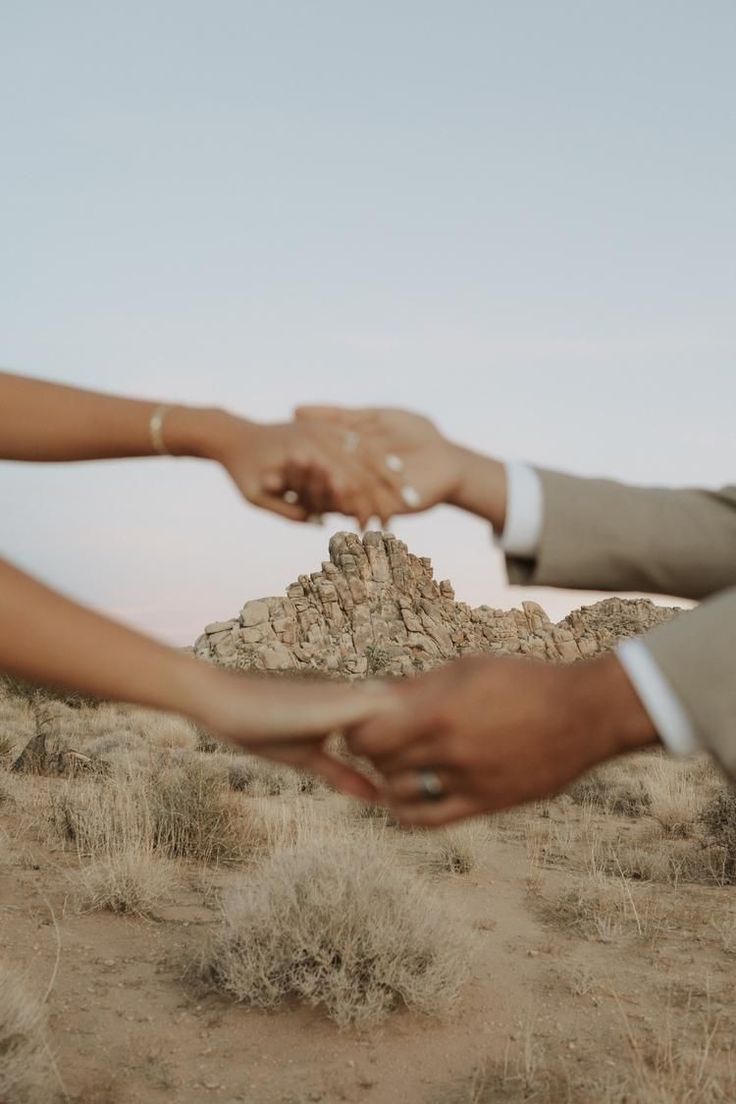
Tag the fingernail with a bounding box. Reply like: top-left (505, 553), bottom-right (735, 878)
top-left (307, 514), bottom-right (325, 526)
top-left (402, 486), bottom-right (421, 508)
top-left (385, 454), bottom-right (404, 473)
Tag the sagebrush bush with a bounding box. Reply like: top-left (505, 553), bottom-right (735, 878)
top-left (50, 756), bottom-right (258, 865)
top-left (149, 759), bottom-right (252, 863)
top-left (567, 769), bottom-right (651, 817)
top-left (76, 849), bottom-right (177, 916)
top-left (0, 963), bottom-right (54, 1104)
top-left (197, 837), bottom-right (474, 1027)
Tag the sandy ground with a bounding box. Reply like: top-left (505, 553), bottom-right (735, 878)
top-left (3, 777), bottom-right (736, 1104)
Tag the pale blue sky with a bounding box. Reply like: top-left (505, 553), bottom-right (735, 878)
top-left (1, 1), bottom-right (734, 642)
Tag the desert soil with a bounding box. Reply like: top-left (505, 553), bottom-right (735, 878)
top-left (3, 769), bottom-right (736, 1104)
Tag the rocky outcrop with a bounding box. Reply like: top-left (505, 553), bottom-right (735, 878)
top-left (193, 531), bottom-right (680, 677)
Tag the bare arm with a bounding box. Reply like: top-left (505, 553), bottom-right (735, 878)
top-left (0, 372), bottom-right (405, 525)
top-left (0, 370), bottom-right (218, 462)
top-left (0, 556), bottom-right (391, 797)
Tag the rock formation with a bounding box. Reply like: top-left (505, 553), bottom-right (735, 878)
top-left (193, 531), bottom-right (680, 676)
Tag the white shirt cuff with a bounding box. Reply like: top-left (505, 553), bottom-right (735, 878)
top-left (495, 462), bottom-right (544, 558)
top-left (617, 638), bottom-right (700, 756)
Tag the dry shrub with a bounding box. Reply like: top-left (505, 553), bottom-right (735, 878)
top-left (76, 849), bottom-right (177, 916)
top-left (50, 756), bottom-right (258, 865)
top-left (566, 765), bottom-right (651, 817)
top-left (700, 787), bottom-right (736, 883)
top-left (0, 963), bottom-right (54, 1104)
top-left (645, 758), bottom-right (708, 837)
top-left (197, 837), bottom-right (474, 1027)
top-left (226, 754), bottom-right (315, 797)
top-left (416, 822), bottom-right (489, 875)
top-left (541, 872), bottom-right (673, 943)
top-left (50, 775), bottom-right (150, 854)
top-left (149, 758), bottom-right (252, 863)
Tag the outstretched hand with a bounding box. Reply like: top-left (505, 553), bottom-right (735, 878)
top-left (344, 654), bottom-right (657, 825)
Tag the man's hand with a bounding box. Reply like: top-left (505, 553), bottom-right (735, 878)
top-left (296, 406), bottom-right (463, 512)
top-left (346, 654), bottom-right (658, 825)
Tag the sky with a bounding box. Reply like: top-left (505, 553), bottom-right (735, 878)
top-left (1, 1), bottom-right (734, 644)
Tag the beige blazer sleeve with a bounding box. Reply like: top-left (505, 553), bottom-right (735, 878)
top-left (642, 588), bottom-right (736, 773)
top-left (506, 469), bottom-right (736, 601)
top-left (504, 468), bottom-right (736, 771)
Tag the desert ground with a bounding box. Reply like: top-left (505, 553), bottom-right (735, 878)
top-left (2, 678), bottom-right (736, 1104)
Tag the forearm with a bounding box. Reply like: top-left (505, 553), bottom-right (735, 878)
top-left (0, 371), bottom-right (234, 463)
top-left (0, 556), bottom-right (211, 719)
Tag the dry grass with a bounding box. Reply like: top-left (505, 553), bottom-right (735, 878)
top-left (75, 848), bottom-right (178, 917)
top-left (0, 963), bottom-right (54, 1104)
top-left (411, 822), bottom-right (489, 876)
top-left (196, 836), bottom-right (475, 1027)
top-left (50, 755), bottom-right (261, 865)
top-left (446, 1004), bottom-right (736, 1104)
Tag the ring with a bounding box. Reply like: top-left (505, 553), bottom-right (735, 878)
top-left (385, 453), bottom-right (404, 473)
top-left (401, 486), bottom-right (421, 508)
top-left (417, 768), bottom-right (444, 802)
top-left (344, 430), bottom-right (360, 453)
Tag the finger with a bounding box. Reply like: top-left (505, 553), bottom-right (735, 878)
top-left (249, 489), bottom-right (310, 523)
top-left (388, 795), bottom-right (482, 828)
top-left (304, 462), bottom-right (332, 517)
top-left (263, 742), bottom-right (380, 800)
top-left (380, 767), bottom-right (457, 804)
top-left (358, 439), bottom-right (407, 499)
top-left (347, 696), bottom-right (426, 759)
top-left (304, 749), bottom-right (380, 801)
top-left (282, 458), bottom-right (313, 508)
top-left (323, 460), bottom-right (374, 529)
top-left (252, 741), bottom-right (379, 801)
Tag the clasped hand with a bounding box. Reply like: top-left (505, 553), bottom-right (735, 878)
top-left (225, 651), bottom-right (653, 828)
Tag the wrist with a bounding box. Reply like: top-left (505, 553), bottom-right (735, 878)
top-left (563, 654), bottom-right (658, 767)
top-left (163, 406), bottom-right (246, 462)
top-left (446, 446), bottom-right (507, 530)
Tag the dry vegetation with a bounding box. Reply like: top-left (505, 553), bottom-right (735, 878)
top-left (4, 679), bottom-right (736, 1101)
top-left (197, 836), bottom-right (474, 1027)
top-left (0, 964), bottom-right (55, 1104)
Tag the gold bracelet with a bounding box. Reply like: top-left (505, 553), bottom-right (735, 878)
top-left (149, 404), bottom-right (173, 455)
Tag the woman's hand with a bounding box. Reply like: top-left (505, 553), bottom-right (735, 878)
top-left (207, 412), bottom-right (406, 528)
top-left (188, 661), bottom-right (399, 800)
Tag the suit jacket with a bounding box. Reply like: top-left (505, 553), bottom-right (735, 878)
top-left (506, 470), bottom-right (736, 774)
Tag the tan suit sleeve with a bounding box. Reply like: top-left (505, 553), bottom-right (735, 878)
top-left (641, 587), bottom-right (736, 774)
top-left (506, 469), bottom-right (736, 601)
